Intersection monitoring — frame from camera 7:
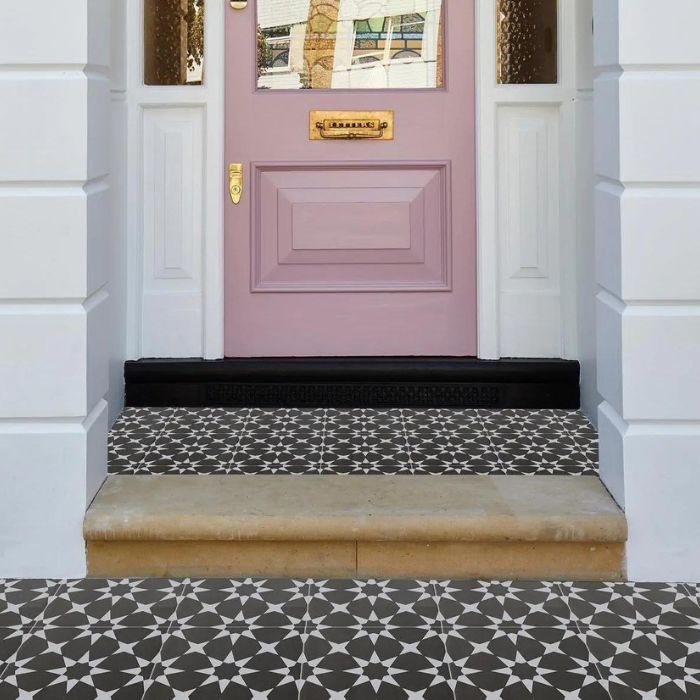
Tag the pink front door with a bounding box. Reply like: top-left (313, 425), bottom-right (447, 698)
top-left (225, 1), bottom-right (476, 357)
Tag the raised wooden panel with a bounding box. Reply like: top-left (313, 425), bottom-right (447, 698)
top-left (252, 163), bottom-right (451, 293)
top-left (141, 107), bottom-right (204, 358)
top-left (291, 201), bottom-right (412, 252)
top-left (498, 106), bottom-right (558, 283)
top-left (143, 108), bottom-right (203, 281)
top-left (497, 105), bottom-right (562, 357)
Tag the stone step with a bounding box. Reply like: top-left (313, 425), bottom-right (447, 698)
top-left (84, 475), bottom-right (627, 580)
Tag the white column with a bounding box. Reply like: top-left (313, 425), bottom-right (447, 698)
top-left (0, 1), bottom-right (111, 577)
top-left (594, 0), bottom-right (700, 579)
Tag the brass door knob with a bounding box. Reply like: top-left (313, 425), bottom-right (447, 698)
top-left (230, 1), bottom-right (247, 8)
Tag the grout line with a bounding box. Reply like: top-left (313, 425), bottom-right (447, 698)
top-left (318, 408), bottom-right (329, 475)
top-left (168, 578), bottom-right (188, 629)
top-left (125, 408), bottom-right (176, 476)
top-left (297, 582), bottom-right (314, 700)
top-left (682, 582), bottom-right (696, 598)
top-left (226, 407), bottom-right (252, 475)
top-left (399, 408), bottom-right (416, 475)
top-left (556, 581), bottom-right (613, 700)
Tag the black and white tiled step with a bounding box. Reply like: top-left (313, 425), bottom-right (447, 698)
top-left (2, 579), bottom-right (700, 699)
top-left (109, 407), bottom-right (598, 477)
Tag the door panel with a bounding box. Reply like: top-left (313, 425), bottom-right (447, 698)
top-left (225, 0), bottom-right (476, 357)
top-left (252, 162), bottom-right (450, 292)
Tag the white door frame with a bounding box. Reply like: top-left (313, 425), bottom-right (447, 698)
top-left (125, 0), bottom-right (225, 360)
top-left (476, 0), bottom-right (584, 360)
top-left (126, 0), bottom-right (586, 362)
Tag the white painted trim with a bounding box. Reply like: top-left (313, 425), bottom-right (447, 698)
top-left (202, 2), bottom-right (225, 360)
top-left (124, 0), bottom-right (225, 360)
top-left (125, 0), bottom-right (588, 361)
top-left (476, 0), bottom-right (584, 359)
top-left (475, 0), bottom-right (499, 359)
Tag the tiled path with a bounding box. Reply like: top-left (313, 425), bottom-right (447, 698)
top-left (109, 407), bottom-right (599, 476)
top-left (1, 579), bottom-right (699, 699)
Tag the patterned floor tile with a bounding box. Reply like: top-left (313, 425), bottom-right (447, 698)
top-left (585, 626), bottom-right (700, 699)
top-left (39, 579), bottom-right (183, 628)
top-left (175, 579), bottom-right (309, 628)
top-left (145, 626), bottom-right (304, 699)
top-left (0, 626), bottom-right (163, 699)
top-left (326, 408), bottom-right (404, 432)
top-left (110, 407), bottom-right (174, 433)
top-left (572, 433), bottom-right (601, 465)
top-left (490, 432), bottom-right (595, 474)
top-left (307, 579), bottom-right (440, 629)
top-left (321, 431), bottom-right (410, 472)
top-left (409, 433), bottom-right (500, 473)
top-left (234, 431), bottom-right (324, 472)
top-left (0, 627), bottom-right (26, 672)
top-left (0, 580), bottom-right (61, 629)
top-left (108, 433), bottom-right (157, 474)
top-left (559, 410), bottom-right (598, 435)
top-left (437, 581), bottom-right (574, 628)
top-left (403, 408), bottom-right (484, 433)
top-left (301, 626), bottom-right (453, 699)
top-left (248, 408), bottom-right (326, 432)
top-left (4, 577), bottom-right (700, 698)
top-left (167, 407), bottom-right (249, 432)
top-left (560, 582), bottom-right (700, 628)
top-left (478, 408), bottom-right (572, 434)
top-left (107, 407), bottom-right (600, 476)
top-left (143, 432), bottom-right (240, 470)
top-left (446, 626), bottom-right (608, 699)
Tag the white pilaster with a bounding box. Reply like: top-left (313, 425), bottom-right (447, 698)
top-left (594, 0), bottom-right (700, 579)
top-left (0, 0), bottom-right (112, 577)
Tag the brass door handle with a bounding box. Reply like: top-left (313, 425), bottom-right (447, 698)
top-left (230, 1), bottom-right (247, 8)
top-left (229, 163), bottom-right (243, 204)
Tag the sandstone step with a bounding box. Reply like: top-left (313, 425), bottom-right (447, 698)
top-left (84, 475), bottom-right (627, 580)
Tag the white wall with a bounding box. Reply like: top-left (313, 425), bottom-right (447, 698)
top-left (109, 0), bottom-right (128, 424)
top-left (0, 1), bottom-right (112, 577)
top-left (574, 0), bottom-right (600, 423)
top-left (594, 0), bottom-right (700, 579)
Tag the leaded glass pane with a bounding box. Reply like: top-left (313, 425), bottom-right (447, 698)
top-left (144, 0), bottom-right (205, 86)
top-left (497, 0), bottom-right (557, 85)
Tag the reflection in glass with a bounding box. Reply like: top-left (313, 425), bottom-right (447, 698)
top-left (144, 0), bottom-right (205, 86)
top-left (497, 0), bottom-right (557, 84)
top-left (257, 0), bottom-right (444, 90)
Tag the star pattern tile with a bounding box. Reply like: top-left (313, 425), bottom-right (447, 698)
top-left (145, 626), bottom-right (305, 699)
top-left (0, 626), bottom-right (164, 700)
top-left (108, 407), bottom-right (599, 476)
top-left (2, 578), bottom-right (700, 698)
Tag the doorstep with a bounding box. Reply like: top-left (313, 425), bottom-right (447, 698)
top-left (84, 475), bottom-right (627, 580)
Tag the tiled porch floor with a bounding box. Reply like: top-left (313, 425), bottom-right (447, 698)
top-left (2, 579), bottom-right (700, 699)
top-left (109, 407), bottom-right (599, 476)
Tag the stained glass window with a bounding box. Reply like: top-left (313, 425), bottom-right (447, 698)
top-left (497, 0), bottom-right (557, 84)
top-left (144, 0), bottom-right (205, 86)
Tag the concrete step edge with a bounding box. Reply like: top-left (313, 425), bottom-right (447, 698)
top-left (84, 474), bottom-right (627, 544)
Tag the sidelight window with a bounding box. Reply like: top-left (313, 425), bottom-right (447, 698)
top-left (497, 0), bottom-right (558, 84)
top-left (144, 0), bottom-right (205, 86)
